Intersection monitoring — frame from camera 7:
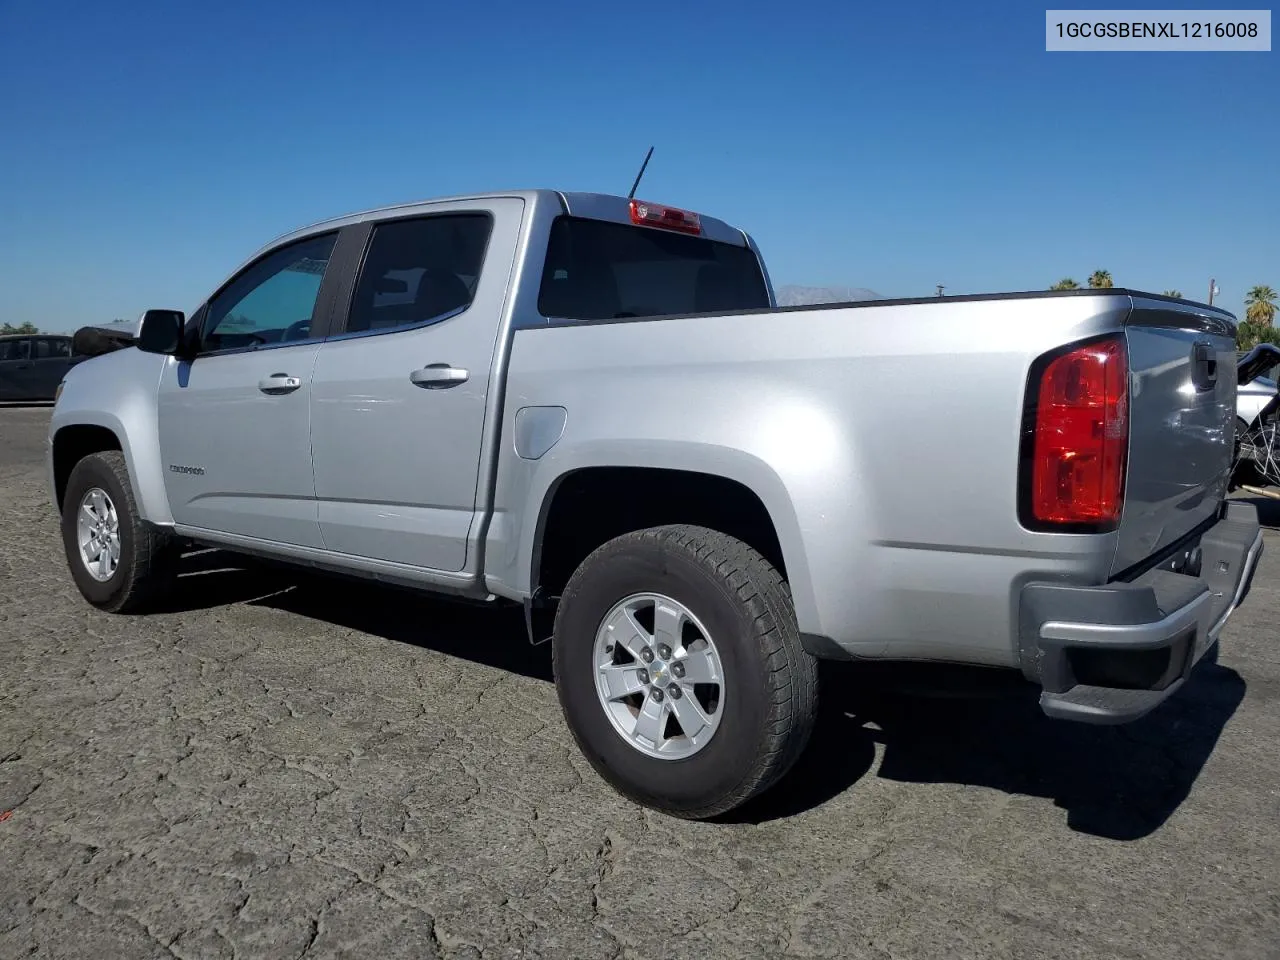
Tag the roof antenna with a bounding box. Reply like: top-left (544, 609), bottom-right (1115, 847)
top-left (627, 146), bottom-right (655, 200)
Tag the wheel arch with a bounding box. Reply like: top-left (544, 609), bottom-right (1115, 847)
top-left (519, 441), bottom-right (819, 634)
top-left (49, 408), bottom-right (173, 525)
top-left (51, 422), bottom-right (123, 510)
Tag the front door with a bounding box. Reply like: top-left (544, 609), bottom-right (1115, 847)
top-left (0, 338), bottom-right (40, 399)
top-left (309, 199), bottom-right (522, 572)
top-left (156, 230), bottom-right (341, 549)
top-left (0, 338), bottom-right (30, 399)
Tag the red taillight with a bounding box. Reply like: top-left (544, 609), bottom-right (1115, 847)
top-left (628, 199), bottom-right (702, 235)
top-left (1028, 335), bottom-right (1129, 528)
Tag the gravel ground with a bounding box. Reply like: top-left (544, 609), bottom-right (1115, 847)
top-left (2, 403), bottom-right (1278, 960)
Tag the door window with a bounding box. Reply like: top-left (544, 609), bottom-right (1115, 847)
top-left (35, 338), bottom-right (70, 359)
top-left (201, 232), bottom-right (338, 353)
top-left (345, 214), bottom-right (492, 335)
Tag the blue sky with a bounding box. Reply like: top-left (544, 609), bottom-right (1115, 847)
top-left (0, 0), bottom-right (1275, 332)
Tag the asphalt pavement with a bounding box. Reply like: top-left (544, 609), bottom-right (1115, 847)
top-left (2, 404), bottom-right (1278, 959)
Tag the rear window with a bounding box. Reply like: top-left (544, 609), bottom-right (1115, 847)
top-left (537, 216), bottom-right (770, 321)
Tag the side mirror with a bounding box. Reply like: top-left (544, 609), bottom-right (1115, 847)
top-left (136, 309), bottom-right (187, 356)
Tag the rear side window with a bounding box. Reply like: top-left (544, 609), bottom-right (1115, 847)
top-left (537, 216), bottom-right (770, 321)
top-left (346, 213), bottom-right (493, 335)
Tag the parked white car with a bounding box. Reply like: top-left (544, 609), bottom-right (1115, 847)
top-left (1238, 375), bottom-right (1278, 427)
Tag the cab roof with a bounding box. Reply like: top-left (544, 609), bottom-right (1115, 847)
top-left (259, 189), bottom-right (752, 255)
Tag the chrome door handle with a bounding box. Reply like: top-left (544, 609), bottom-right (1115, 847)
top-left (258, 373), bottom-right (302, 394)
top-left (410, 364), bottom-right (469, 389)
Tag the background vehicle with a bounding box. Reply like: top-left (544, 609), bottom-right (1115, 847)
top-left (0, 333), bottom-right (88, 401)
top-left (1238, 375), bottom-right (1278, 428)
top-left (1232, 344), bottom-right (1280, 490)
top-left (46, 189), bottom-right (1264, 818)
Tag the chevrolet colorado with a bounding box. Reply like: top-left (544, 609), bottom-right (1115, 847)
top-left (48, 189), bottom-right (1264, 818)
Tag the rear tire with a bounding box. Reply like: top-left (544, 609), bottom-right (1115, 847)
top-left (60, 450), bottom-right (178, 613)
top-left (551, 523), bottom-right (819, 819)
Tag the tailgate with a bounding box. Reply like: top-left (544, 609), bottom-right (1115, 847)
top-left (1112, 297), bottom-right (1238, 576)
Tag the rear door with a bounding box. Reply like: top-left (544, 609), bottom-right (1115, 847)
top-left (30, 337), bottom-right (78, 399)
top-left (309, 198), bottom-right (523, 572)
top-left (1113, 298), bottom-right (1238, 574)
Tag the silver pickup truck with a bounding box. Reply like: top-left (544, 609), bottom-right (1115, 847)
top-left (47, 189), bottom-right (1264, 819)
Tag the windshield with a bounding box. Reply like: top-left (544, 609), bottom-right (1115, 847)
top-left (537, 215), bottom-right (770, 321)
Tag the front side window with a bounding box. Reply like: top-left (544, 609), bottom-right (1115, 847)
top-left (345, 214), bottom-right (492, 335)
top-left (201, 232), bottom-right (337, 353)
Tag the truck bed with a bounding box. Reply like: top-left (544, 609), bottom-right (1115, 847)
top-left (496, 286), bottom-right (1239, 668)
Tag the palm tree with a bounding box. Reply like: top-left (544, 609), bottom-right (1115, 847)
top-left (1050, 278), bottom-right (1080, 290)
top-left (1163, 290), bottom-right (1183, 298)
top-left (1237, 319), bottom-right (1280, 351)
top-left (1245, 285), bottom-right (1278, 326)
top-left (1088, 270), bottom-right (1113, 289)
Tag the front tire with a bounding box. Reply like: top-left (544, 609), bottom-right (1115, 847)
top-left (60, 450), bottom-right (178, 613)
top-left (551, 524), bottom-right (819, 819)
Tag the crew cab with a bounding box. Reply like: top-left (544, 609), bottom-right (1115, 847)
top-left (47, 189), bottom-right (1264, 818)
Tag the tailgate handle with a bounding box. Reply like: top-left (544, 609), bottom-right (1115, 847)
top-left (1192, 341), bottom-right (1218, 391)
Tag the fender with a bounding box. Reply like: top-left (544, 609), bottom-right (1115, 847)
top-left (486, 402), bottom-right (869, 641)
top-left (48, 347), bottom-right (173, 526)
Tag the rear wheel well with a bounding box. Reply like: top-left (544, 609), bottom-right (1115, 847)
top-left (53, 425), bottom-right (122, 510)
top-left (534, 467), bottom-right (787, 602)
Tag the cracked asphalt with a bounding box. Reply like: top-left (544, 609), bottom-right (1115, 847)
top-left (2, 403), bottom-right (1279, 959)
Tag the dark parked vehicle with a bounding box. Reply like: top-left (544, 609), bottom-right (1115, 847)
top-left (0, 334), bottom-right (89, 401)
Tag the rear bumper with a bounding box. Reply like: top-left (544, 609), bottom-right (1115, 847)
top-left (1019, 500), bottom-right (1264, 724)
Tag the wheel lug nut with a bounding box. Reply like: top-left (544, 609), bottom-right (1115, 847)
top-left (671, 662), bottom-right (685, 679)
top-left (656, 644), bottom-right (671, 660)
top-left (637, 668), bottom-right (649, 684)
top-left (650, 688), bottom-right (664, 703)
top-left (640, 647), bottom-right (655, 663)
top-left (667, 684), bottom-right (682, 699)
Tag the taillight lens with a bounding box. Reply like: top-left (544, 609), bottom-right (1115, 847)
top-left (1027, 334), bottom-right (1129, 529)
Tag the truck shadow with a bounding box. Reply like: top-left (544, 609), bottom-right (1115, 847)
top-left (1232, 493), bottom-right (1280, 530)
top-left (163, 549), bottom-right (1246, 841)
top-left (163, 548), bottom-right (553, 682)
top-left (730, 656), bottom-right (1246, 840)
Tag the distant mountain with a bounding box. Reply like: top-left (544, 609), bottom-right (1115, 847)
top-left (774, 284), bottom-right (883, 306)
